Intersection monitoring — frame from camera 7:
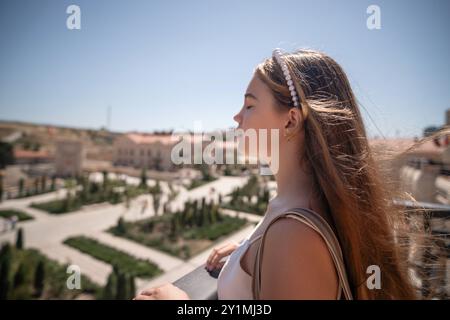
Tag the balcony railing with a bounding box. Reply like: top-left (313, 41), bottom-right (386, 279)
top-left (173, 264), bottom-right (220, 300)
top-left (174, 200), bottom-right (450, 300)
top-left (394, 199), bottom-right (450, 299)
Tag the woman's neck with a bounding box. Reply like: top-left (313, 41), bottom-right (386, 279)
top-left (269, 143), bottom-right (315, 211)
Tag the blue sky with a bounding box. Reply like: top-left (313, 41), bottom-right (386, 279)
top-left (0, 0), bottom-right (449, 138)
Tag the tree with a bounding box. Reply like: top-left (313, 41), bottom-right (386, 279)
top-left (62, 193), bottom-right (72, 213)
top-left (0, 244), bottom-right (13, 299)
top-left (0, 243), bottom-right (12, 262)
top-left (34, 178), bottom-right (40, 195)
top-left (34, 260), bottom-right (45, 297)
top-left (16, 228), bottom-right (24, 249)
top-left (152, 194), bottom-right (161, 216)
top-left (0, 175), bottom-right (3, 203)
top-left (224, 165), bottom-right (232, 176)
top-left (149, 180), bottom-right (162, 195)
top-left (102, 171), bottom-right (108, 189)
top-left (169, 217), bottom-right (177, 241)
top-left (102, 270), bottom-right (117, 300)
top-left (40, 175), bottom-right (47, 193)
top-left (128, 275), bottom-right (136, 298)
top-left (199, 164), bottom-right (212, 181)
top-left (116, 217), bottom-right (127, 235)
top-left (124, 189), bottom-right (131, 209)
top-left (13, 263), bottom-right (27, 289)
top-left (162, 202), bottom-right (169, 215)
top-left (181, 245), bottom-right (191, 259)
top-left (18, 178), bottom-right (25, 198)
top-left (139, 168), bottom-right (147, 189)
top-left (192, 200), bottom-right (199, 226)
top-left (0, 142), bottom-right (14, 169)
top-left (50, 176), bottom-right (56, 191)
top-left (153, 152), bottom-right (163, 171)
top-left (144, 220), bottom-right (154, 233)
top-left (210, 204), bottom-right (218, 224)
top-left (116, 272), bottom-right (129, 300)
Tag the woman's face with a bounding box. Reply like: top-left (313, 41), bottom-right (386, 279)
top-left (233, 74), bottom-right (287, 162)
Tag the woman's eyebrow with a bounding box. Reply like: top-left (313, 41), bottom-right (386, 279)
top-left (245, 93), bottom-right (258, 101)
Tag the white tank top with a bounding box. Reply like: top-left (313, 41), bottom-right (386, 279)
top-left (217, 209), bottom-right (286, 300)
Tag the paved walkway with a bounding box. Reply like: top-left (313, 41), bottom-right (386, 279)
top-left (43, 243), bottom-right (112, 286)
top-left (0, 175), bottom-right (257, 293)
top-left (86, 231), bottom-right (184, 272)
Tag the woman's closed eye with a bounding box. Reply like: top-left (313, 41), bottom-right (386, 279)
top-left (245, 105), bottom-right (254, 110)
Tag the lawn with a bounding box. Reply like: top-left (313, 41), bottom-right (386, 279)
top-left (108, 205), bottom-right (249, 260)
top-left (0, 209), bottom-right (34, 221)
top-left (63, 236), bottom-right (162, 279)
top-left (0, 243), bottom-right (101, 299)
top-left (30, 183), bottom-right (147, 214)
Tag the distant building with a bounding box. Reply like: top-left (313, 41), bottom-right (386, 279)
top-left (113, 132), bottom-right (238, 171)
top-left (54, 140), bottom-right (84, 177)
top-left (371, 134), bottom-right (450, 205)
top-left (13, 149), bottom-right (52, 165)
top-left (113, 133), bottom-right (178, 171)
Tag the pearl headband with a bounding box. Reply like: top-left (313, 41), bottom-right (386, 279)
top-left (272, 48), bottom-right (300, 108)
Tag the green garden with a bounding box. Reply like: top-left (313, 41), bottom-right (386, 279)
top-left (109, 198), bottom-right (249, 260)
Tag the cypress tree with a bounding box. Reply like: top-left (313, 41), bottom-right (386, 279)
top-left (13, 263), bottom-right (26, 289)
top-left (102, 270), bottom-right (118, 300)
top-left (50, 176), bottom-right (56, 191)
top-left (34, 260), bottom-right (45, 297)
top-left (116, 217), bottom-right (127, 235)
top-left (18, 178), bottom-right (24, 197)
top-left (116, 271), bottom-right (128, 300)
top-left (128, 275), bottom-right (136, 299)
top-left (0, 257), bottom-right (11, 300)
top-left (16, 228), bottom-right (24, 249)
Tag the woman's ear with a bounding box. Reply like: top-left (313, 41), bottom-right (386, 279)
top-left (284, 108), bottom-right (303, 131)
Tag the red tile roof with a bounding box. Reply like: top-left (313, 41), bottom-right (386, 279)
top-left (14, 149), bottom-right (51, 159)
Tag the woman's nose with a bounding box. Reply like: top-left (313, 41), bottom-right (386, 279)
top-left (233, 110), bottom-right (242, 125)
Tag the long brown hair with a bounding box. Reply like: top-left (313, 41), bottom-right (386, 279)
top-left (255, 48), bottom-right (418, 299)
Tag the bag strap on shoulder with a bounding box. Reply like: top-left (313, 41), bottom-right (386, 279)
top-left (251, 207), bottom-right (354, 300)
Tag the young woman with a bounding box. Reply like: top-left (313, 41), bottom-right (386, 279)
top-left (134, 48), bottom-right (417, 300)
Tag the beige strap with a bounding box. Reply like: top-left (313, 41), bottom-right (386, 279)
top-left (252, 207), bottom-right (353, 300)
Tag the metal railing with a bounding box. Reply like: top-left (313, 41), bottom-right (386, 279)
top-left (395, 199), bottom-right (450, 299)
top-left (173, 265), bottom-right (220, 300)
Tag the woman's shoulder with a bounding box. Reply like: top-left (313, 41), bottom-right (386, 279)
top-left (258, 215), bottom-right (339, 299)
top-left (264, 214), bottom-right (326, 250)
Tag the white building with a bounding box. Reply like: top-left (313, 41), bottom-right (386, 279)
top-left (113, 132), bottom-right (239, 172)
top-left (113, 133), bottom-right (176, 171)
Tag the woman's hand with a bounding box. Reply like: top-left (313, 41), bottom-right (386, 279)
top-left (134, 283), bottom-right (190, 300)
top-left (205, 241), bottom-right (239, 271)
